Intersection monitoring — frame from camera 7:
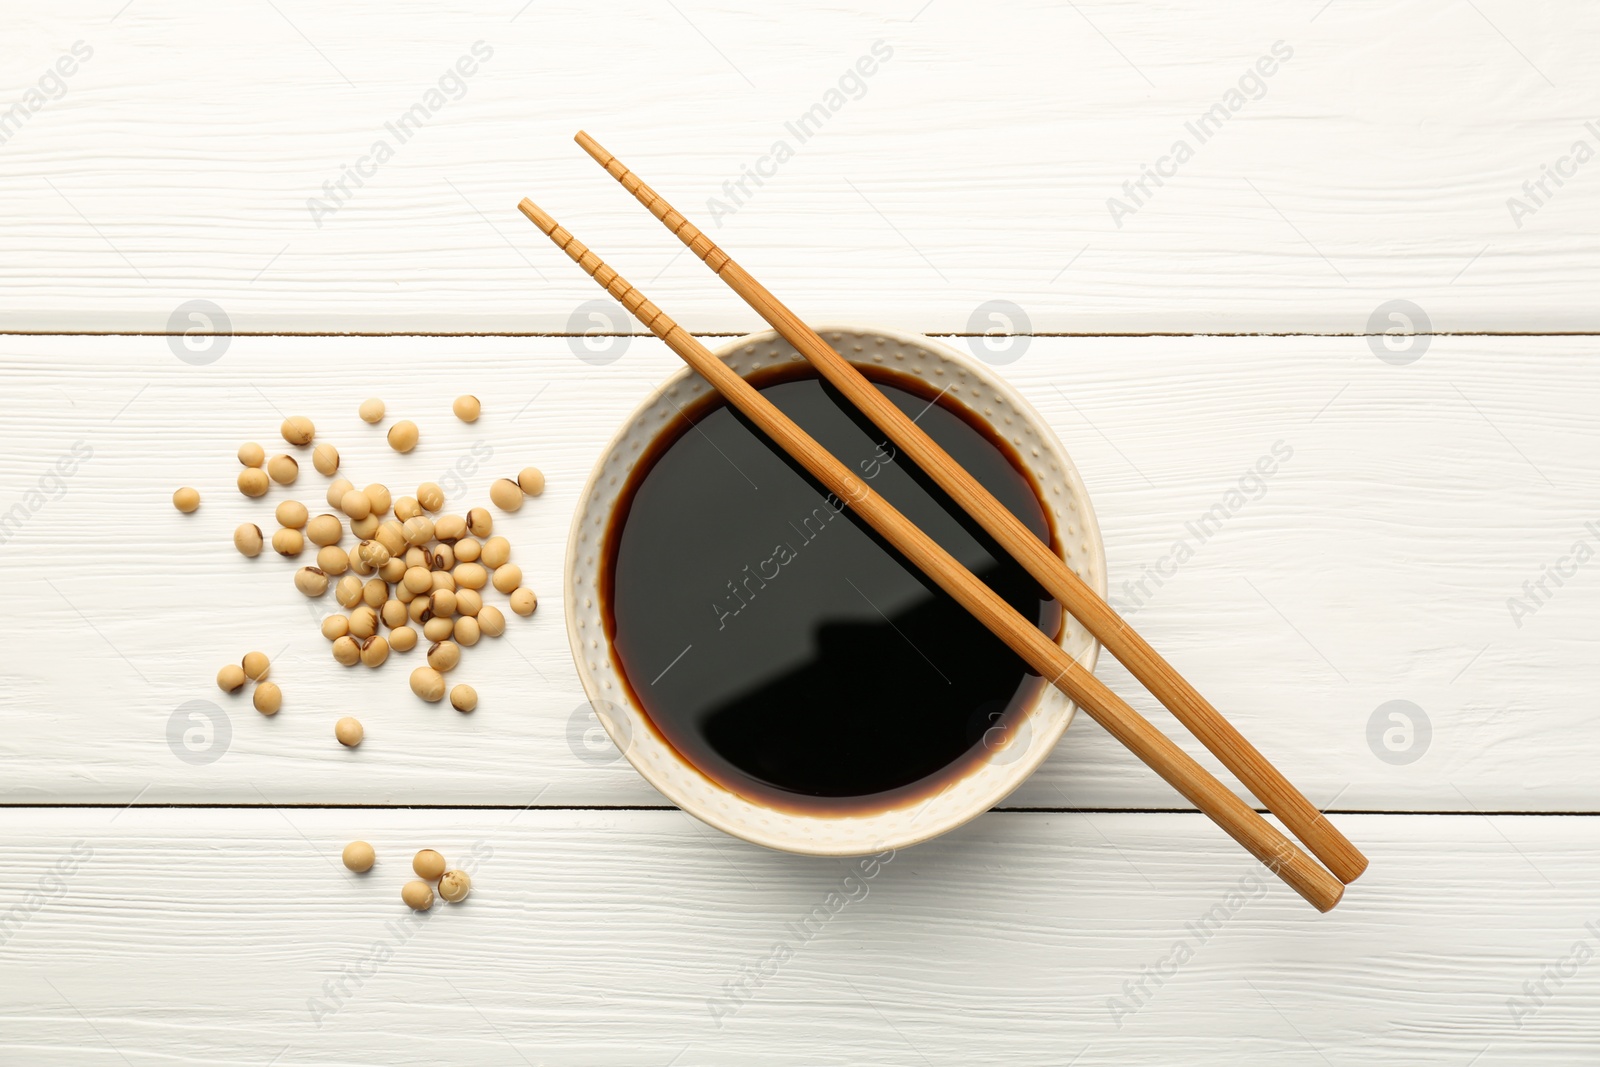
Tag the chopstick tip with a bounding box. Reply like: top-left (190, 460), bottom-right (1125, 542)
top-left (516, 198), bottom-right (555, 235)
top-left (574, 130), bottom-right (607, 163)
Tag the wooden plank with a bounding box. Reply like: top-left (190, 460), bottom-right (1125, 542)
top-left (1, 335), bottom-right (1593, 810)
top-left (0, 808), bottom-right (1594, 1064)
top-left (2, 2), bottom-right (1597, 332)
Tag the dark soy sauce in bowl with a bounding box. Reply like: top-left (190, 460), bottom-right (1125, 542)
top-left (602, 364), bottom-right (1061, 816)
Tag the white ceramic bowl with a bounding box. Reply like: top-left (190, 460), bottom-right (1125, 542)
top-left (564, 325), bottom-right (1106, 855)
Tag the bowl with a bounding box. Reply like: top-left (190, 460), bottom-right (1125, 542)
top-left (564, 324), bottom-right (1106, 855)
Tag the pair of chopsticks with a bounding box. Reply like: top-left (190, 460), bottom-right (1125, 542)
top-left (519, 133), bottom-right (1366, 912)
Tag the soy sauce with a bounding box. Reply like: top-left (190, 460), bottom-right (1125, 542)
top-left (602, 363), bottom-right (1061, 816)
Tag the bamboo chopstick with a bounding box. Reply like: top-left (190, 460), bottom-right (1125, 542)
top-left (571, 130), bottom-right (1367, 887)
top-left (516, 196), bottom-right (1344, 912)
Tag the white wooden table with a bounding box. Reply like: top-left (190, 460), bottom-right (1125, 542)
top-left (4, 3), bottom-right (1597, 1063)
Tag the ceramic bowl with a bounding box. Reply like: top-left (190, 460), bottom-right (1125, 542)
top-left (564, 324), bottom-right (1106, 855)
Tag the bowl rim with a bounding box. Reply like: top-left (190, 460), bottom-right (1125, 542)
top-left (562, 322), bottom-right (1107, 855)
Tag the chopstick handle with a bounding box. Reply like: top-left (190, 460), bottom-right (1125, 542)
top-left (517, 198), bottom-right (1343, 913)
top-left (573, 131), bottom-right (1367, 886)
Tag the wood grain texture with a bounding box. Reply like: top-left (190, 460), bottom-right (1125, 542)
top-left (0, 334), bottom-right (1593, 811)
top-left (2, 1), bottom-right (1598, 332)
top-left (1, 808), bottom-right (1595, 1065)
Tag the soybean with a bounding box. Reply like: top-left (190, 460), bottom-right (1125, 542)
top-left (412, 849), bottom-right (447, 880)
top-left (335, 716), bottom-right (364, 747)
top-left (340, 489), bottom-right (372, 521)
top-left (332, 635), bottom-right (361, 666)
top-left (349, 514), bottom-right (380, 540)
top-left (173, 487), bottom-right (200, 513)
top-left (321, 614), bottom-right (350, 641)
top-left (267, 454), bottom-right (299, 485)
top-left (394, 496), bottom-right (422, 522)
top-left (359, 635), bottom-right (390, 668)
top-left (438, 869), bottom-right (472, 901)
top-left (238, 468), bottom-right (271, 498)
top-left (375, 521), bottom-right (407, 557)
top-left (389, 625), bottom-right (419, 652)
top-left (359, 398), bottom-right (385, 424)
top-left (417, 483), bottom-right (444, 512)
top-left (481, 536), bottom-right (510, 569)
top-left (448, 686), bottom-right (478, 715)
top-left (242, 651), bottom-right (271, 682)
top-left (477, 605), bottom-right (505, 637)
top-left (275, 500), bottom-right (308, 529)
top-left (280, 416), bottom-right (315, 446)
top-left (433, 514), bottom-right (466, 542)
top-left (253, 682), bottom-right (282, 716)
top-left (489, 478), bottom-right (522, 511)
top-left (466, 508), bottom-right (492, 538)
top-left (238, 442), bottom-right (265, 468)
top-left (517, 467), bottom-right (545, 497)
top-left (455, 589), bottom-right (483, 618)
top-left (317, 545), bottom-right (350, 575)
top-left (307, 513), bottom-right (344, 547)
top-left (217, 664), bottom-right (247, 693)
top-left (312, 443), bottom-right (340, 476)
top-left (271, 527), bottom-right (304, 557)
top-left (453, 563), bottom-right (487, 590)
top-left (342, 841), bottom-right (375, 872)
top-left (453, 537), bottom-right (481, 564)
top-left (402, 516), bottom-right (434, 546)
top-left (422, 617), bottom-right (454, 643)
top-left (426, 641), bottom-right (461, 672)
top-left (509, 588), bottom-right (537, 617)
top-left (381, 599), bottom-right (407, 629)
top-left (349, 605), bottom-right (378, 639)
top-left (294, 566), bottom-right (329, 597)
top-left (387, 420), bottom-right (419, 453)
top-left (326, 478), bottom-right (354, 509)
top-left (409, 667), bottom-right (446, 702)
top-left (234, 523), bottom-right (264, 557)
top-left (453, 616), bottom-right (480, 647)
top-left (491, 564), bottom-right (522, 595)
top-left (401, 880), bottom-right (434, 911)
top-left (363, 483), bottom-right (392, 516)
top-left (452, 395), bottom-right (481, 422)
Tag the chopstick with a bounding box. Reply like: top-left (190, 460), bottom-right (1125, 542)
top-left (516, 196), bottom-right (1344, 912)
top-left (570, 131), bottom-right (1368, 887)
